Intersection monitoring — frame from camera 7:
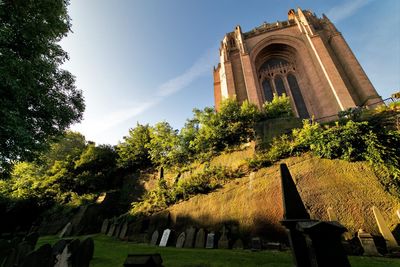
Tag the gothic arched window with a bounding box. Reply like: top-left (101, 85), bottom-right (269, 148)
top-left (274, 76), bottom-right (286, 96)
top-left (287, 74), bottom-right (309, 118)
top-left (262, 79), bottom-right (274, 102)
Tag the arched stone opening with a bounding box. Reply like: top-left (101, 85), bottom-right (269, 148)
top-left (253, 43), bottom-right (310, 119)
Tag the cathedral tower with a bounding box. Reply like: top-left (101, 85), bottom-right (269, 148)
top-left (213, 8), bottom-right (381, 120)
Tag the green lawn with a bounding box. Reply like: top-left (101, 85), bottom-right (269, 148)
top-left (38, 234), bottom-right (399, 267)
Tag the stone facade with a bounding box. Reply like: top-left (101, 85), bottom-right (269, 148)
top-left (213, 8), bottom-right (382, 120)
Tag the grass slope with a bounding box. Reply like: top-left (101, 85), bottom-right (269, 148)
top-left (163, 152), bottom-right (400, 239)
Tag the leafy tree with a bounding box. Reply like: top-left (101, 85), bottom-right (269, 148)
top-left (117, 123), bottom-right (152, 169)
top-left (0, 0), bottom-right (85, 175)
top-left (74, 144), bottom-right (118, 193)
top-left (147, 122), bottom-right (180, 166)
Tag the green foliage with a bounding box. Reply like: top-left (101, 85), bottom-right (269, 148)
top-left (0, 0), bottom-right (85, 175)
top-left (147, 122), bottom-right (181, 167)
top-left (252, 117), bottom-right (400, 195)
top-left (262, 94), bottom-right (293, 119)
top-left (130, 165), bottom-right (243, 215)
top-left (116, 123), bottom-right (152, 170)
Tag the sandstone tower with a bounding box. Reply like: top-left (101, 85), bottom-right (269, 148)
top-left (213, 8), bottom-right (382, 119)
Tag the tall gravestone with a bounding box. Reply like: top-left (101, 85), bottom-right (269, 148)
top-left (159, 229), bottom-right (171, 247)
top-left (218, 226), bottom-right (229, 249)
top-left (150, 230), bottom-right (159, 246)
top-left (205, 232), bottom-right (215, 249)
top-left (372, 206), bottom-right (399, 250)
top-left (280, 163), bottom-right (350, 267)
top-left (194, 228), bottom-right (206, 248)
top-left (101, 219), bottom-right (109, 234)
top-left (184, 227), bottom-right (196, 248)
top-left (175, 232), bottom-right (185, 248)
top-left (119, 222), bottom-right (129, 239)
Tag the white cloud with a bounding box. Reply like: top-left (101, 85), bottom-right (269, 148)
top-left (326, 0), bottom-right (374, 23)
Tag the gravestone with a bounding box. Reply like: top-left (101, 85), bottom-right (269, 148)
top-left (19, 243), bottom-right (52, 267)
top-left (107, 223), bottom-right (116, 237)
top-left (52, 239), bottom-right (68, 256)
top-left (150, 230), bottom-right (159, 246)
top-left (232, 239), bottom-right (244, 249)
top-left (327, 207), bottom-right (338, 221)
top-left (58, 222), bottom-right (72, 238)
top-left (175, 232), bottom-right (186, 248)
top-left (101, 219), bottom-right (109, 234)
top-left (54, 244), bottom-right (70, 267)
top-left (372, 206), bottom-right (399, 250)
top-left (218, 226), bottom-right (229, 249)
top-left (251, 237), bottom-right (262, 251)
top-left (114, 223), bottom-right (122, 237)
top-left (194, 228), bottom-right (206, 248)
top-left (159, 229), bottom-right (171, 247)
top-left (73, 237), bottom-right (94, 267)
top-left (205, 232), bottom-right (215, 249)
top-left (119, 222), bottom-right (129, 239)
top-left (15, 241), bottom-right (33, 265)
top-left (24, 232), bottom-right (39, 249)
top-left (184, 227), bottom-right (196, 248)
top-left (357, 229), bottom-right (381, 256)
top-left (280, 163), bottom-right (350, 267)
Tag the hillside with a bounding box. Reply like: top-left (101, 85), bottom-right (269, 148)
top-left (137, 147), bottom-right (400, 243)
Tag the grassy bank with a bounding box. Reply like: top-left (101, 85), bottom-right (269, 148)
top-left (38, 234), bottom-right (399, 267)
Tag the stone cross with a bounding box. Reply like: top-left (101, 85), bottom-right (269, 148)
top-left (372, 206), bottom-right (399, 249)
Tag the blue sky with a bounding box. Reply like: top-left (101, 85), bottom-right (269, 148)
top-left (61, 0), bottom-right (400, 145)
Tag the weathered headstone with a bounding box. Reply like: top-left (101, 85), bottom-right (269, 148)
top-left (194, 228), bottom-right (206, 248)
top-left (24, 232), bottom-right (39, 249)
top-left (3, 248), bottom-right (17, 267)
top-left (205, 232), bottom-right (215, 249)
top-left (73, 237), bottom-right (94, 267)
top-left (159, 229), bottom-right (171, 247)
top-left (251, 237), bottom-right (262, 251)
top-left (52, 239), bottom-right (68, 256)
top-left (175, 232), bottom-right (185, 248)
top-left (119, 222), bottom-right (129, 239)
top-left (372, 206), bottom-right (399, 250)
top-left (58, 222), bottom-right (72, 238)
top-left (232, 239), bottom-right (244, 249)
top-left (114, 223), bottom-right (122, 237)
top-left (54, 244), bottom-right (70, 267)
top-left (218, 226), bottom-right (229, 249)
top-left (327, 207), bottom-right (338, 221)
top-left (101, 219), bottom-right (109, 234)
top-left (280, 163), bottom-right (351, 267)
top-left (183, 227), bottom-right (196, 248)
top-left (15, 241), bottom-right (33, 265)
top-left (357, 229), bottom-right (381, 256)
top-left (150, 230), bottom-right (159, 246)
top-left (19, 243), bottom-right (52, 267)
top-left (107, 223), bottom-right (116, 237)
